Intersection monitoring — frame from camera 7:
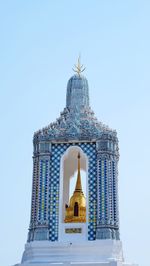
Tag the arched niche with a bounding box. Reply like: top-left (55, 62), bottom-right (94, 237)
top-left (59, 146), bottom-right (88, 242)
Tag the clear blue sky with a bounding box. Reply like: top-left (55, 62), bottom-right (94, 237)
top-left (0, 1), bottom-right (150, 266)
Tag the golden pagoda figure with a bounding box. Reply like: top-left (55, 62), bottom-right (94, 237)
top-left (64, 153), bottom-right (86, 223)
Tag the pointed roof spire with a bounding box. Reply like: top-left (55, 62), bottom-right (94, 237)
top-left (75, 152), bottom-right (83, 193)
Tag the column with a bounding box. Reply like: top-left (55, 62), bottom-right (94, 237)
top-left (96, 133), bottom-right (119, 240)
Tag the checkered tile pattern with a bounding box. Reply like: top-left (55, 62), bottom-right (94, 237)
top-left (38, 160), bottom-right (49, 221)
top-left (48, 142), bottom-right (97, 241)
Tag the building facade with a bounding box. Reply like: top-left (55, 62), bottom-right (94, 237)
top-left (14, 62), bottom-right (138, 266)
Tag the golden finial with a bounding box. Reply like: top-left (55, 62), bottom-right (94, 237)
top-left (72, 56), bottom-right (86, 76)
top-left (75, 152), bottom-right (83, 192)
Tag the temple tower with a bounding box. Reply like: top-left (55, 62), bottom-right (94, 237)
top-left (14, 59), bottom-right (138, 266)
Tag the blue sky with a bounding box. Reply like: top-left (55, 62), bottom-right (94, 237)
top-left (0, 1), bottom-right (150, 266)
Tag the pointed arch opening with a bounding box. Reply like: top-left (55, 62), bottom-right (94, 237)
top-left (59, 146), bottom-right (88, 242)
top-left (74, 202), bottom-right (79, 216)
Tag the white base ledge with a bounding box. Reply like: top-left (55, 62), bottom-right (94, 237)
top-left (13, 240), bottom-right (138, 266)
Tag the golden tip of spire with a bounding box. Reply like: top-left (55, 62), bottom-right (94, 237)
top-left (72, 56), bottom-right (86, 76)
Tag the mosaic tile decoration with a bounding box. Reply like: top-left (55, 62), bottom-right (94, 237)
top-left (97, 158), bottom-right (119, 232)
top-left (49, 142), bottom-right (97, 241)
top-left (112, 161), bottom-right (119, 224)
top-left (38, 160), bottom-right (49, 221)
top-left (31, 158), bottom-right (39, 223)
top-left (98, 159), bottom-right (114, 224)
